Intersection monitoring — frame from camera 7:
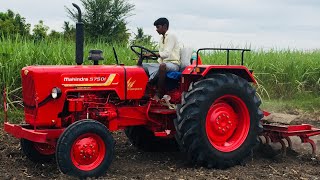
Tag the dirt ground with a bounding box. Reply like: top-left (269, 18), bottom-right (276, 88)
top-left (1, 112), bottom-right (320, 180)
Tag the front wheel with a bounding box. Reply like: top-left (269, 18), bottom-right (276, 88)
top-left (174, 73), bottom-right (263, 168)
top-left (56, 120), bottom-right (115, 178)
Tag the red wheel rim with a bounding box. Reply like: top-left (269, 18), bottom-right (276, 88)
top-left (33, 143), bottom-right (55, 155)
top-left (205, 95), bottom-right (250, 152)
top-left (71, 133), bottom-right (106, 171)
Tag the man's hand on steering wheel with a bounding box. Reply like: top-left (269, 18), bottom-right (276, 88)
top-left (143, 53), bottom-right (159, 58)
top-left (131, 45), bottom-right (159, 66)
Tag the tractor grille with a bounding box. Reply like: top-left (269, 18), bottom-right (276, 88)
top-left (22, 74), bottom-right (37, 118)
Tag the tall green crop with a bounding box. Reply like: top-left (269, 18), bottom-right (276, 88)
top-left (0, 36), bottom-right (319, 110)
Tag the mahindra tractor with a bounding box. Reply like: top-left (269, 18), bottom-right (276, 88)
top-left (4, 3), bottom-right (320, 179)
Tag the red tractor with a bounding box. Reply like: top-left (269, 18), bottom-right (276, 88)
top-left (3, 4), bottom-right (264, 178)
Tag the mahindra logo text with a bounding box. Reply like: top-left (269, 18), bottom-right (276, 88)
top-left (64, 77), bottom-right (89, 82)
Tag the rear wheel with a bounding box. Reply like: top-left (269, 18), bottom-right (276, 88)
top-left (21, 139), bottom-right (55, 162)
top-left (125, 126), bottom-right (179, 152)
top-left (174, 73), bottom-right (263, 168)
top-left (56, 120), bottom-right (114, 178)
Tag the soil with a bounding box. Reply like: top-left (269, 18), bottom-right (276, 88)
top-left (1, 112), bottom-right (320, 180)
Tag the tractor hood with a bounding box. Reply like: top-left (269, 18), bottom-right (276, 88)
top-left (22, 65), bottom-right (125, 75)
top-left (22, 65), bottom-right (125, 100)
top-left (21, 65), bottom-right (148, 126)
top-left (21, 65), bottom-right (148, 100)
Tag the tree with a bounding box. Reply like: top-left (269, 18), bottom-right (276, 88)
top-left (0, 10), bottom-right (30, 37)
top-left (131, 27), bottom-right (156, 48)
top-left (62, 21), bottom-right (75, 40)
top-left (66, 0), bottom-right (134, 43)
top-left (32, 20), bottom-right (49, 41)
top-left (48, 30), bottom-right (63, 39)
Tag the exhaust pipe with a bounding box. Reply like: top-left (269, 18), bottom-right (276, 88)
top-left (72, 3), bottom-right (84, 65)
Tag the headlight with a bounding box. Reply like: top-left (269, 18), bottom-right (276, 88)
top-left (51, 87), bottom-right (62, 99)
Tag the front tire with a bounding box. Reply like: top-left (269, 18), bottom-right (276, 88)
top-left (56, 120), bottom-right (115, 178)
top-left (174, 73), bottom-right (263, 168)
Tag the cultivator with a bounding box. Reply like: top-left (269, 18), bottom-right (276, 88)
top-left (260, 122), bottom-right (320, 155)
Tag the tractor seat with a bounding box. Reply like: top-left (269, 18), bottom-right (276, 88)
top-left (166, 47), bottom-right (200, 80)
top-left (166, 71), bottom-right (182, 80)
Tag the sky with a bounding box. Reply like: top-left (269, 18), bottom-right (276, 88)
top-left (1, 0), bottom-right (320, 50)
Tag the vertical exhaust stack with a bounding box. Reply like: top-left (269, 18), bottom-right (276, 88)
top-left (72, 3), bottom-right (84, 65)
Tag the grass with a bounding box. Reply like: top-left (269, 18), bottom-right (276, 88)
top-left (203, 49), bottom-right (320, 99)
top-left (0, 110), bottom-right (24, 124)
top-left (261, 94), bottom-right (320, 114)
top-left (0, 36), bottom-right (319, 112)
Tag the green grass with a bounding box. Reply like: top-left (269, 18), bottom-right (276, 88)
top-left (0, 110), bottom-right (24, 124)
top-left (203, 49), bottom-right (320, 99)
top-left (0, 36), bottom-right (319, 111)
top-left (261, 94), bottom-right (320, 114)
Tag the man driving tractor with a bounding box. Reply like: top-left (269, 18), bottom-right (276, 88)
top-left (143, 17), bottom-right (181, 100)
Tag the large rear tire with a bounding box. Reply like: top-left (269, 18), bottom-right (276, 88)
top-left (21, 139), bottom-right (55, 163)
top-left (125, 126), bottom-right (179, 152)
top-left (56, 120), bottom-right (115, 178)
top-left (174, 73), bottom-right (263, 168)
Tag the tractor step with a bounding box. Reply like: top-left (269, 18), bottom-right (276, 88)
top-left (154, 130), bottom-right (172, 137)
top-left (261, 123), bottom-right (320, 155)
top-left (149, 108), bottom-right (176, 115)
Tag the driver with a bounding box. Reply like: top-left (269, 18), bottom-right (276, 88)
top-left (144, 17), bottom-right (181, 100)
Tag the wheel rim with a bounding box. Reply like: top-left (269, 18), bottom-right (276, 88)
top-left (205, 95), bottom-right (250, 152)
top-left (33, 143), bottom-right (55, 155)
top-left (71, 133), bottom-right (106, 171)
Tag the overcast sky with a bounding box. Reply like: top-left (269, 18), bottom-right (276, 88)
top-left (1, 0), bottom-right (320, 50)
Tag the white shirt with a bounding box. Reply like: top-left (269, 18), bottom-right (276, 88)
top-left (158, 31), bottom-right (181, 65)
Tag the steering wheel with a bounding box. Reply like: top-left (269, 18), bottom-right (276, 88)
top-left (130, 45), bottom-right (158, 66)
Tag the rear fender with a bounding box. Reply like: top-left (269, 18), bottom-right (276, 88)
top-left (183, 65), bottom-right (256, 83)
top-left (205, 68), bottom-right (256, 83)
